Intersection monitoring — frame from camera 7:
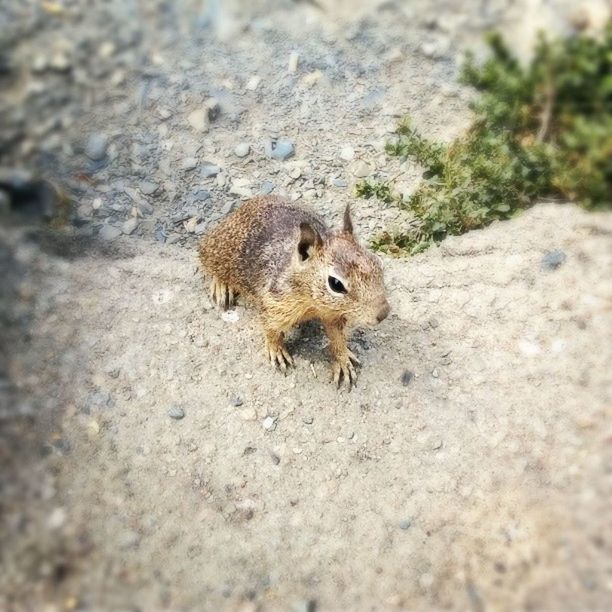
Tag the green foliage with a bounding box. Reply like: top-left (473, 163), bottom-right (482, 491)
top-left (354, 179), bottom-right (394, 204)
top-left (359, 24), bottom-right (612, 255)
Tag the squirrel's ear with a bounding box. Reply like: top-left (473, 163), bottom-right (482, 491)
top-left (343, 204), bottom-right (354, 235)
top-left (298, 222), bottom-right (322, 261)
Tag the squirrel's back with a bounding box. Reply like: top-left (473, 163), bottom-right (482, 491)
top-left (198, 195), bottom-right (326, 299)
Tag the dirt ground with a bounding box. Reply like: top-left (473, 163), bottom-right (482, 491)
top-left (1, 1), bottom-right (612, 611)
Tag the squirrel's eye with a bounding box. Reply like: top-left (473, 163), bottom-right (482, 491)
top-left (328, 275), bottom-right (347, 295)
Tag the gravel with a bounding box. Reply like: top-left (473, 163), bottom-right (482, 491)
top-left (259, 180), bottom-right (275, 195)
top-left (339, 145), bottom-right (355, 161)
top-left (234, 143), bottom-right (250, 158)
top-left (201, 164), bottom-right (221, 178)
top-left (351, 160), bottom-right (372, 178)
top-left (181, 157), bottom-right (198, 171)
top-left (399, 520), bottom-right (412, 530)
top-left (541, 249), bottom-right (567, 271)
top-left (401, 370), bottom-right (413, 386)
top-left (139, 180), bottom-right (159, 195)
top-left (121, 218), bottom-right (139, 235)
top-left (84, 133), bottom-right (108, 161)
top-left (265, 138), bottom-right (295, 161)
top-left (190, 188), bottom-right (211, 202)
top-left (188, 108), bottom-right (209, 133)
top-left (262, 415), bottom-right (277, 431)
top-left (167, 406), bottom-right (185, 420)
top-left (98, 224), bottom-right (122, 240)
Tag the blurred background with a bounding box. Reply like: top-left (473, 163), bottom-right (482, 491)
top-left (1, 1), bottom-right (611, 611)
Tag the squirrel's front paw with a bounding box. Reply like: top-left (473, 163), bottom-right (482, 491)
top-left (332, 350), bottom-right (360, 389)
top-left (209, 277), bottom-right (237, 310)
top-left (266, 339), bottom-right (294, 372)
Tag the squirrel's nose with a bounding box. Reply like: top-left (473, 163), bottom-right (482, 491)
top-left (376, 301), bottom-right (390, 323)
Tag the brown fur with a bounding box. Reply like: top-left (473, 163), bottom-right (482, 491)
top-left (198, 195), bottom-right (390, 387)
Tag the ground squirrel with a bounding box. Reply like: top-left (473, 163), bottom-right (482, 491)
top-left (198, 195), bottom-right (390, 387)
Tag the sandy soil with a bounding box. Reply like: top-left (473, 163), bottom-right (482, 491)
top-left (1, 1), bottom-right (611, 611)
top-left (2, 203), bottom-right (611, 610)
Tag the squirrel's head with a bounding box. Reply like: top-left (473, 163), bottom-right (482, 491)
top-left (295, 204), bottom-right (390, 327)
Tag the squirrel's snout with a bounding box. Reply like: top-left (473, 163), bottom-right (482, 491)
top-left (376, 300), bottom-right (391, 323)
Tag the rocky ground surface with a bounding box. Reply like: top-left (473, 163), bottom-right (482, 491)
top-left (1, 0), bottom-right (611, 610)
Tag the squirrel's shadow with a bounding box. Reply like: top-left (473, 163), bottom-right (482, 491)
top-left (285, 320), bottom-right (372, 363)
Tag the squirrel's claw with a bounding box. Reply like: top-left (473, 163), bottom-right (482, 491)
top-left (266, 342), bottom-right (294, 372)
top-left (209, 277), bottom-right (237, 310)
top-left (347, 349), bottom-right (361, 366)
top-left (332, 356), bottom-right (358, 390)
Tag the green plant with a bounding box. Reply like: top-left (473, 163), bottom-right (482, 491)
top-left (359, 24), bottom-right (612, 255)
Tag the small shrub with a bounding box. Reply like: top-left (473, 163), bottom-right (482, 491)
top-left (360, 24), bottom-right (612, 255)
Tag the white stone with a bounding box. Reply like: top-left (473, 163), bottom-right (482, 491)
top-left (288, 51), bottom-right (299, 73)
top-left (188, 109), bottom-right (209, 133)
top-left (340, 145), bottom-right (355, 161)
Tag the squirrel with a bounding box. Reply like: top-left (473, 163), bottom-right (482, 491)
top-left (198, 195), bottom-right (390, 387)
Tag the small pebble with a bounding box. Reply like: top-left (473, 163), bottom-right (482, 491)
top-left (265, 138), bottom-right (295, 161)
top-left (85, 133), bottom-right (108, 161)
top-left (421, 42), bottom-right (438, 58)
top-left (191, 188), bottom-right (211, 202)
top-left (340, 145), bottom-right (355, 161)
top-left (201, 164), bottom-right (221, 178)
top-left (139, 180), bottom-right (159, 195)
top-left (262, 416), bottom-right (277, 431)
top-left (229, 179), bottom-right (252, 198)
top-left (246, 75), bottom-right (261, 91)
top-left (259, 180), bottom-right (275, 195)
top-left (167, 406), bottom-right (185, 420)
top-left (184, 217), bottom-right (198, 233)
top-left (541, 249), bottom-right (567, 271)
top-left (234, 143), bottom-right (250, 158)
top-left (302, 416), bottom-right (314, 425)
top-left (332, 178), bottom-right (348, 188)
top-left (206, 98), bottom-right (221, 121)
top-left (432, 368), bottom-right (439, 378)
top-left (98, 225), bottom-right (122, 241)
top-left (122, 218), bottom-right (139, 235)
top-left (351, 160), bottom-right (372, 178)
top-left (31, 54), bottom-right (48, 73)
top-left (399, 519), bottom-right (411, 530)
top-left (188, 109), bottom-right (209, 133)
top-left (270, 452), bottom-right (280, 465)
top-left (401, 370), bottom-right (413, 386)
top-left (288, 51), bottom-right (299, 73)
top-left (231, 396), bottom-right (244, 407)
top-left (49, 52), bottom-right (71, 72)
top-left (181, 157), bottom-right (198, 171)
top-left (47, 507), bottom-right (67, 530)
top-left (98, 41), bottom-right (116, 59)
